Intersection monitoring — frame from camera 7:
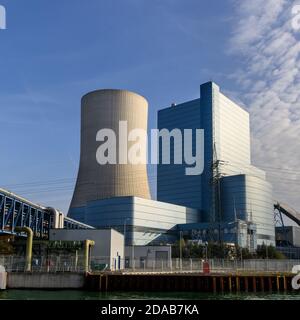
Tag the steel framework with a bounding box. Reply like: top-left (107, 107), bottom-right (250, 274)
top-left (0, 189), bottom-right (49, 239)
top-left (0, 188), bottom-right (93, 239)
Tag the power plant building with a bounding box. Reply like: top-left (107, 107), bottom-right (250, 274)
top-left (70, 196), bottom-right (199, 245)
top-left (69, 89), bottom-right (151, 210)
top-left (69, 83), bottom-right (275, 248)
top-left (157, 82), bottom-right (275, 245)
top-left (68, 89), bottom-right (199, 245)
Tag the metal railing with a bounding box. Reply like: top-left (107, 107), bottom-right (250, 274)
top-left (0, 255), bottom-right (299, 273)
top-left (0, 255), bottom-right (87, 273)
top-left (122, 258), bottom-right (300, 274)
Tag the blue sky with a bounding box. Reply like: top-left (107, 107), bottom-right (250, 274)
top-left (0, 0), bottom-right (300, 220)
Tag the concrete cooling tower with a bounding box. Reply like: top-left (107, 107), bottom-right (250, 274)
top-left (69, 89), bottom-right (151, 213)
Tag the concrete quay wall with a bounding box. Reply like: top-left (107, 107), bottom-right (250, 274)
top-left (7, 272), bottom-right (85, 289)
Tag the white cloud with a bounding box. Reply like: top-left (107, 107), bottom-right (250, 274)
top-left (229, 0), bottom-right (300, 212)
top-left (230, 0), bottom-right (287, 53)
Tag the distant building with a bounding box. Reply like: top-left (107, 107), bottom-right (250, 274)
top-left (276, 226), bottom-right (300, 259)
top-left (178, 221), bottom-right (257, 252)
top-left (276, 226), bottom-right (300, 247)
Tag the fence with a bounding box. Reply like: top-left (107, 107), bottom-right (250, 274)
top-left (0, 255), bottom-right (299, 273)
top-left (0, 255), bottom-right (87, 273)
top-left (123, 258), bottom-right (300, 274)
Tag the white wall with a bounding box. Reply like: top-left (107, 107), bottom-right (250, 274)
top-left (216, 92), bottom-right (251, 170)
top-left (49, 229), bottom-right (124, 270)
top-left (110, 229), bottom-right (125, 270)
top-left (125, 245), bottom-right (172, 268)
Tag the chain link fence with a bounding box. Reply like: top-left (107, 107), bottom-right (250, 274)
top-left (123, 258), bottom-right (300, 274)
top-left (1, 255), bottom-right (299, 273)
top-left (0, 255), bottom-right (86, 273)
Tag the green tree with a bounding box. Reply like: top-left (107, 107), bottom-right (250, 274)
top-left (256, 244), bottom-right (285, 259)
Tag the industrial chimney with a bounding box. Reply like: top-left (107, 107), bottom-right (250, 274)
top-left (69, 89), bottom-right (151, 214)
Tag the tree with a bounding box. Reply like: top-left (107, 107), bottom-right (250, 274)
top-left (171, 241), bottom-right (286, 260)
top-left (0, 237), bottom-right (15, 255)
top-left (256, 244), bottom-right (286, 259)
top-left (236, 246), bottom-right (254, 259)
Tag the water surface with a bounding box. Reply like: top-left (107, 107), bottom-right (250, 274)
top-left (0, 290), bottom-right (300, 300)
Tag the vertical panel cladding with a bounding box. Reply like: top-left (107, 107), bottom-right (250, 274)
top-left (217, 93), bottom-right (251, 166)
top-left (76, 197), bottom-right (135, 228)
top-left (245, 175), bottom-right (275, 246)
top-left (220, 175), bottom-right (248, 222)
top-left (157, 99), bottom-right (202, 210)
top-left (70, 196), bottom-right (199, 246)
top-left (292, 227), bottom-right (300, 247)
top-left (200, 82), bottom-right (217, 222)
top-left (220, 174), bottom-right (275, 246)
top-left (69, 89), bottom-right (151, 214)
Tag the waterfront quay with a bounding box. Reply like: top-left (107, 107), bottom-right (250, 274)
top-left (1, 258), bottom-right (299, 293)
top-left (2, 270), bottom-right (298, 294)
top-left (85, 271), bottom-right (296, 293)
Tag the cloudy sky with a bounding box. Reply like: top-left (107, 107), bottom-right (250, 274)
top-left (0, 0), bottom-right (299, 221)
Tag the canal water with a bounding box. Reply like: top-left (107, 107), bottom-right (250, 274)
top-left (0, 290), bottom-right (300, 300)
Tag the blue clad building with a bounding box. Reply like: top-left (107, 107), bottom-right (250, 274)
top-left (69, 82), bottom-right (275, 248)
top-left (157, 82), bottom-right (275, 246)
top-left (69, 197), bottom-right (200, 246)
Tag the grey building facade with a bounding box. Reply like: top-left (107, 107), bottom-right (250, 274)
top-left (276, 226), bottom-right (300, 247)
top-left (69, 196), bottom-right (199, 246)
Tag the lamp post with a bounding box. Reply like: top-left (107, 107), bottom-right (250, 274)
top-left (123, 218), bottom-right (129, 269)
top-left (132, 241), bottom-right (135, 271)
top-left (179, 231), bottom-right (183, 271)
top-left (204, 241), bottom-right (208, 261)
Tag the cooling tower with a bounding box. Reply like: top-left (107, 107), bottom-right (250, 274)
top-left (69, 89), bottom-right (151, 211)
